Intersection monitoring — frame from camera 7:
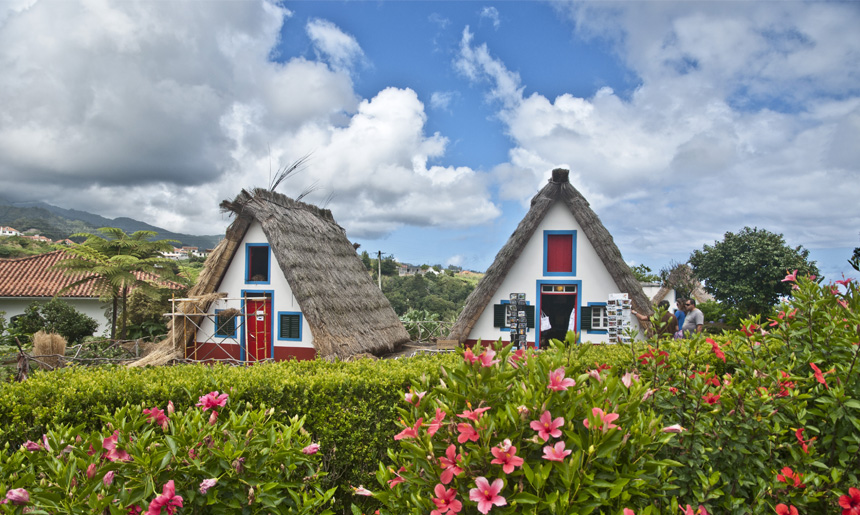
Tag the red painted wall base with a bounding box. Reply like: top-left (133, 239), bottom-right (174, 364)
top-left (188, 342), bottom-right (316, 362)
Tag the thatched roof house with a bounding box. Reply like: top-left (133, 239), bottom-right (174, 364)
top-left (647, 264), bottom-right (714, 305)
top-left (448, 168), bottom-right (652, 346)
top-left (135, 188), bottom-right (409, 365)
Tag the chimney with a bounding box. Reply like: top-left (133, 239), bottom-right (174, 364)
top-left (551, 168), bottom-right (569, 183)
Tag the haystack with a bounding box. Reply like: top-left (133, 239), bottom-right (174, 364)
top-left (32, 331), bottom-right (66, 370)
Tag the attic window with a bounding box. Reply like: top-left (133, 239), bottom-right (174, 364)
top-left (544, 231), bottom-right (577, 276)
top-left (246, 244), bottom-right (270, 284)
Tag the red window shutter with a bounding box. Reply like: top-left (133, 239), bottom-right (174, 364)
top-left (547, 234), bottom-right (572, 272)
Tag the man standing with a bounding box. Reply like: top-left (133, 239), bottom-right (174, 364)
top-left (683, 299), bottom-right (704, 336)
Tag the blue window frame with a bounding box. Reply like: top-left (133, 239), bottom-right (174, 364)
top-left (277, 311), bottom-right (302, 341)
top-left (214, 309), bottom-right (237, 338)
top-left (543, 230), bottom-right (577, 276)
top-left (245, 243), bottom-right (271, 284)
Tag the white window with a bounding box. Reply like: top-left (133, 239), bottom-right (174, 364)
top-left (591, 306), bottom-right (608, 330)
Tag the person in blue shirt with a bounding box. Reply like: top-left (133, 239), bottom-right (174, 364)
top-left (674, 298), bottom-right (686, 334)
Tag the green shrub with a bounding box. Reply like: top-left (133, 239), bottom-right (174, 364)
top-left (371, 336), bottom-right (679, 514)
top-left (0, 393), bottom-right (334, 514)
top-left (11, 299), bottom-right (99, 345)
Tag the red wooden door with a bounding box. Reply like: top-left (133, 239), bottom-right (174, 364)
top-left (245, 298), bottom-right (271, 361)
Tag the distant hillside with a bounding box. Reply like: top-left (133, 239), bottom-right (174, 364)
top-left (0, 199), bottom-right (222, 249)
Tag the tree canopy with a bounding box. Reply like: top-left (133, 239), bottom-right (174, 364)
top-left (53, 228), bottom-right (179, 340)
top-left (688, 226), bottom-right (818, 315)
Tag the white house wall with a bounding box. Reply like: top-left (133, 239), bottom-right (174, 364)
top-left (470, 202), bottom-right (643, 345)
top-left (198, 222), bottom-right (314, 353)
top-left (0, 297), bottom-right (110, 336)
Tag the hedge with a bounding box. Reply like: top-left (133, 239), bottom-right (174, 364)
top-left (0, 337), bottom-right (728, 511)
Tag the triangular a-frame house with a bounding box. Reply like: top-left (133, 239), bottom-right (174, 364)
top-left (448, 169), bottom-right (652, 347)
top-left (136, 188), bottom-right (409, 365)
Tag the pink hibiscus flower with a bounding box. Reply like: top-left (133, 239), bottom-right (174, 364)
top-left (352, 485), bottom-right (373, 496)
top-left (662, 424), bottom-right (686, 433)
top-left (102, 431), bottom-right (131, 462)
top-left (143, 407), bottom-right (169, 429)
top-left (431, 484), bottom-right (463, 515)
top-left (463, 348), bottom-right (479, 364)
top-left (405, 390), bottom-right (426, 406)
top-left (394, 418), bottom-right (423, 441)
top-left (547, 367), bottom-right (576, 391)
top-left (530, 410), bottom-right (564, 442)
top-left (508, 348), bottom-right (526, 368)
top-left (427, 408), bottom-right (447, 436)
top-left (199, 478), bottom-right (217, 495)
top-left (469, 477), bottom-right (506, 514)
top-left (301, 443), bottom-right (320, 455)
top-left (387, 466), bottom-right (407, 488)
top-left (196, 391), bottom-right (228, 411)
top-left (457, 406), bottom-right (491, 421)
top-left (456, 422), bottom-right (480, 443)
top-left (479, 347), bottom-right (500, 367)
top-left (621, 371), bottom-right (638, 388)
top-left (782, 269), bottom-right (798, 282)
top-left (542, 441), bottom-right (572, 462)
top-left (5, 488), bottom-right (29, 505)
top-left (490, 440), bottom-right (524, 474)
top-left (583, 407), bottom-right (619, 433)
top-left (439, 444), bottom-right (464, 484)
top-left (146, 480), bottom-right (183, 515)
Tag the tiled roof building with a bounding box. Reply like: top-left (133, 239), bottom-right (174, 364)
top-left (0, 250), bottom-right (99, 298)
top-left (0, 250), bottom-right (183, 298)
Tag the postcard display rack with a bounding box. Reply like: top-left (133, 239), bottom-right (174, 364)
top-left (507, 293), bottom-right (528, 349)
top-left (607, 293), bottom-right (633, 344)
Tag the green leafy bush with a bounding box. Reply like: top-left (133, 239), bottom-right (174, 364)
top-left (0, 392), bottom-right (334, 514)
top-left (370, 337), bottom-right (680, 514)
top-left (10, 299), bottom-right (99, 345)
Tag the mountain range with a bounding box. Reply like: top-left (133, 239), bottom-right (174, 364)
top-left (0, 198), bottom-right (222, 250)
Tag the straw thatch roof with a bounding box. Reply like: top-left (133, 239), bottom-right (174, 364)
top-left (448, 168), bottom-right (653, 343)
top-left (649, 264), bottom-right (714, 304)
top-left (133, 188), bottom-right (409, 366)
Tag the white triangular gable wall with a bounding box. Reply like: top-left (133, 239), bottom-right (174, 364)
top-left (197, 221), bottom-right (314, 353)
top-left (469, 202), bottom-right (644, 345)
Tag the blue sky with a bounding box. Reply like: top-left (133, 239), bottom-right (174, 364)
top-left (0, 1), bottom-right (858, 280)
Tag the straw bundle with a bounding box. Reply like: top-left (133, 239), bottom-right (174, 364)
top-left (32, 331), bottom-right (66, 370)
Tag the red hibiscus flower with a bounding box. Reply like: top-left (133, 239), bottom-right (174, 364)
top-left (838, 487), bottom-right (860, 515)
top-left (702, 393), bottom-right (720, 405)
top-left (776, 467), bottom-right (806, 488)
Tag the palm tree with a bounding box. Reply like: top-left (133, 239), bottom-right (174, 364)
top-left (53, 228), bottom-right (179, 340)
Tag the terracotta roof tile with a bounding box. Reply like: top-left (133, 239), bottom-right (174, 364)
top-left (0, 250), bottom-right (183, 298)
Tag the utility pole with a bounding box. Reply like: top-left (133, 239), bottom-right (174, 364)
top-left (377, 250), bottom-right (382, 290)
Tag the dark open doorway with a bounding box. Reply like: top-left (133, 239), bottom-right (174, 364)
top-left (539, 284), bottom-right (577, 345)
